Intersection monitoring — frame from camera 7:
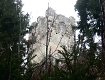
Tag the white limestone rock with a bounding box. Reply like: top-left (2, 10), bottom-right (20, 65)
top-left (29, 7), bottom-right (75, 63)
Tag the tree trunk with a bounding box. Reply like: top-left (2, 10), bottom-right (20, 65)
top-left (100, 0), bottom-right (105, 65)
top-left (100, 0), bottom-right (105, 79)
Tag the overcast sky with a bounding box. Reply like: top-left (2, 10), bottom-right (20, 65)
top-left (22, 0), bottom-right (78, 23)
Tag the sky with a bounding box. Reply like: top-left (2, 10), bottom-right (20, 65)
top-left (22, 0), bottom-right (100, 43)
top-left (22, 0), bottom-right (78, 23)
top-left (22, 0), bottom-right (78, 40)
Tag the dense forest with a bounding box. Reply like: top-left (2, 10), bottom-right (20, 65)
top-left (0, 0), bottom-right (105, 80)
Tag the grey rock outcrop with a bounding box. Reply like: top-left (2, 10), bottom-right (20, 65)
top-left (29, 8), bottom-right (75, 63)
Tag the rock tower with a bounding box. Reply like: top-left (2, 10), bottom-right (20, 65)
top-left (29, 7), bottom-right (75, 63)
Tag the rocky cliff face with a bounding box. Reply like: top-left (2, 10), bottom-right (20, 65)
top-left (29, 8), bottom-right (75, 63)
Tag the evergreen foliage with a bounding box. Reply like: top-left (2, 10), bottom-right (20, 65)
top-left (40, 0), bottom-right (104, 80)
top-left (0, 0), bottom-right (104, 80)
top-left (0, 0), bottom-right (30, 80)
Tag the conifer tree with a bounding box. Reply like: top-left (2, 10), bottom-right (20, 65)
top-left (0, 0), bottom-right (30, 80)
